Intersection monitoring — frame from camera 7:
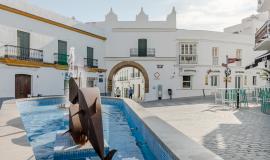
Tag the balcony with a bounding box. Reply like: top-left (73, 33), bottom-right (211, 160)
top-left (255, 20), bottom-right (270, 51)
top-left (179, 55), bottom-right (198, 64)
top-left (54, 53), bottom-right (68, 65)
top-left (257, 0), bottom-right (270, 12)
top-left (130, 48), bottom-right (155, 57)
top-left (84, 58), bottom-right (98, 68)
top-left (0, 45), bottom-right (43, 62)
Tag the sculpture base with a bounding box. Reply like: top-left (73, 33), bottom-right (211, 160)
top-left (54, 130), bottom-right (109, 160)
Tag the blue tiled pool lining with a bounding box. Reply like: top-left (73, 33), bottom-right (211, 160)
top-left (16, 97), bottom-right (223, 160)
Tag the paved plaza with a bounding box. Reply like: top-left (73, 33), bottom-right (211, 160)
top-left (141, 96), bottom-right (270, 160)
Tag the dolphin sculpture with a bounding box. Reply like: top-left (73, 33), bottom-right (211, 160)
top-left (68, 104), bottom-right (87, 144)
top-left (78, 88), bottom-right (117, 160)
top-left (69, 77), bottom-right (79, 104)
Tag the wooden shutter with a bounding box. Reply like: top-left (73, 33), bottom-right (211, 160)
top-left (138, 39), bottom-right (147, 57)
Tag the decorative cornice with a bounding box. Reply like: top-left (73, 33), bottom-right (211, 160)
top-left (0, 4), bottom-right (107, 41)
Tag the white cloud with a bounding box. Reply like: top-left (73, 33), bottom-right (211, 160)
top-left (176, 0), bottom-right (257, 31)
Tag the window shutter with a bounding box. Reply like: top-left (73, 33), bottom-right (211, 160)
top-left (138, 39), bottom-right (147, 57)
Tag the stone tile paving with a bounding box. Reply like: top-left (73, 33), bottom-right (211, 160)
top-left (141, 96), bottom-right (270, 160)
top-left (0, 97), bottom-right (13, 109)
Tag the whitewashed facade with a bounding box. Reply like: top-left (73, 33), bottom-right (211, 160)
top-left (0, 0), bottom-right (267, 101)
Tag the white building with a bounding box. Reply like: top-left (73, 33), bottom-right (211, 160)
top-left (113, 67), bottom-right (145, 101)
top-left (0, 0), bottom-right (266, 101)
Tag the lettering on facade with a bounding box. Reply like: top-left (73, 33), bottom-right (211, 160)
top-left (235, 71), bottom-right (245, 74)
top-left (184, 69), bottom-right (196, 73)
top-left (157, 65), bottom-right (164, 69)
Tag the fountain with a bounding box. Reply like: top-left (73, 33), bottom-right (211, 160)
top-left (62, 47), bottom-right (117, 159)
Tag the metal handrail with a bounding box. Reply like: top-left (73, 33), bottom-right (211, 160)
top-left (54, 53), bottom-right (68, 65)
top-left (84, 58), bottom-right (98, 68)
top-left (130, 48), bottom-right (155, 57)
top-left (0, 45), bottom-right (43, 62)
top-left (179, 54), bottom-right (198, 64)
top-left (255, 20), bottom-right (270, 46)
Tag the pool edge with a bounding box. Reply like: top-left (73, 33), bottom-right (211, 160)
top-left (119, 98), bottom-right (224, 160)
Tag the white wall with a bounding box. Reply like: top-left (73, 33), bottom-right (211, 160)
top-left (0, 64), bottom-right (66, 98)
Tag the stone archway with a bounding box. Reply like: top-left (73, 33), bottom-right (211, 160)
top-left (108, 61), bottom-right (149, 93)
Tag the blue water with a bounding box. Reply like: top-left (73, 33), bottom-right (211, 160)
top-left (17, 99), bottom-right (155, 160)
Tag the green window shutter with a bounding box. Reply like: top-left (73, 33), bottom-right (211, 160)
top-left (58, 40), bottom-right (67, 65)
top-left (87, 47), bottom-right (94, 66)
top-left (138, 39), bottom-right (147, 57)
top-left (17, 30), bottom-right (30, 59)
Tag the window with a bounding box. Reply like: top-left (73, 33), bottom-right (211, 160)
top-left (236, 49), bottom-right (242, 66)
top-left (212, 47), bottom-right (219, 65)
top-left (138, 39), bottom-right (147, 57)
top-left (183, 76), bottom-right (191, 88)
top-left (99, 75), bottom-right (103, 83)
top-left (180, 43), bottom-right (196, 55)
top-left (179, 42), bottom-right (197, 64)
top-left (253, 76), bottom-right (257, 86)
top-left (211, 75), bottom-right (219, 87)
top-left (87, 77), bottom-right (95, 87)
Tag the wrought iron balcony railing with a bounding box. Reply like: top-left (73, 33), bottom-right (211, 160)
top-left (179, 54), bottom-right (198, 64)
top-left (54, 53), bottom-right (68, 65)
top-left (84, 58), bottom-right (98, 68)
top-left (255, 20), bottom-right (270, 48)
top-left (130, 48), bottom-right (155, 57)
top-left (0, 45), bottom-right (43, 62)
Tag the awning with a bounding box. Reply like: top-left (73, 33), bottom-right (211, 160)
top-left (245, 51), bottom-right (270, 70)
top-left (255, 51), bottom-right (270, 64)
top-left (245, 63), bottom-right (258, 70)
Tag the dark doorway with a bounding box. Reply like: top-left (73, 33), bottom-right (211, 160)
top-left (15, 74), bottom-right (31, 99)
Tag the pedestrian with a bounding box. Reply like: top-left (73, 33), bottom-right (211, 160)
top-left (115, 87), bottom-right (121, 98)
top-left (128, 87), bottom-right (133, 99)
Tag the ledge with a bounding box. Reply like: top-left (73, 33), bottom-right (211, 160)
top-left (122, 98), bottom-right (223, 160)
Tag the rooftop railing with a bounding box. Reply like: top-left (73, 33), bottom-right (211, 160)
top-left (130, 48), bottom-right (155, 57)
top-left (84, 58), bottom-right (98, 68)
top-left (255, 20), bottom-right (270, 47)
top-left (0, 45), bottom-right (43, 62)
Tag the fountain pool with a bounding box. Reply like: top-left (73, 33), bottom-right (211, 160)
top-left (16, 97), bottom-right (162, 160)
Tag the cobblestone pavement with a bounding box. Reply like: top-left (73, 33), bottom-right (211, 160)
top-left (141, 96), bottom-right (270, 160)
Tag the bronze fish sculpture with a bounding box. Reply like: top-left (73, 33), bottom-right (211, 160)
top-left (68, 104), bottom-right (87, 145)
top-left (69, 77), bottom-right (79, 104)
top-left (78, 88), bottom-right (117, 160)
top-left (67, 77), bottom-right (116, 159)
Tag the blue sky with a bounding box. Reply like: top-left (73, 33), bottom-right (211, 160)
top-left (26, 0), bottom-right (258, 31)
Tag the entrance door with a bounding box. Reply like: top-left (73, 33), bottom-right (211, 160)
top-left (15, 74), bottom-right (31, 99)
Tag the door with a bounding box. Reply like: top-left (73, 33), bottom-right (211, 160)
top-left (58, 40), bottom-right (67, 65)
top-left (87, 47), bottom-right (94, 67)
top-left (138, 39), bottom-right (147, 57)
top-left (17, 30), bottom-right (30, 60)
top-left (235, 76), bottom-right (241, 89)
top-left (15, 74), bottom-right (31, 99)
